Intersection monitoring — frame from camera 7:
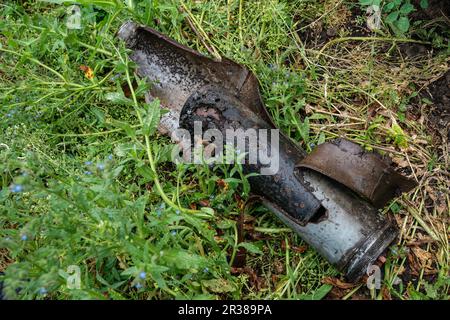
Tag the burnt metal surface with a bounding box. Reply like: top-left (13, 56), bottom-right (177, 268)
top-left (180, 87), bottom-right (323, 225)
top-left (117, 21), bottom-right (275, 135)
top-left (297, 138), bottom-right (418, 208)
top-left (265, 169), bottom-right (398, 282)
top-left (117, 21), bottom-right (417, 281)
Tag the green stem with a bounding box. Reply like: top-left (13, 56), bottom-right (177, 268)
top-left (123, 59), bottom-right (199, 214)
top-left (0, 47), bottom-right (81, 86)
top-left (76, 41), bottom-right (113, 56)
top-left (229, 222), bottom-right (239, 267)
top-left (317, 36), bottom-right (431, 57)
top-left (50, 125), bottom-right (141, 137)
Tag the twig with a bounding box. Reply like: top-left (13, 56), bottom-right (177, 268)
top-left (180, 1), bottom-right (221, 61)
top-left (317, 37), bottom-right (431, 58)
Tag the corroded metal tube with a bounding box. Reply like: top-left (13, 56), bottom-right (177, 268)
top-left (118, 22), bottom-right (417, 281)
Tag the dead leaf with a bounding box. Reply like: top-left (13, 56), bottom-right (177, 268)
top-left (381, 286), bottom-right (392, 300)
top-left (202, 278), bottom-right (236, 293)
top-left (280, 240), bottom-right (307, 253)
top-left (217, 179), bottom-right (228, 190)
top-left (79, 65), bottom-right (94, 79)
top-left (411, 247), bottom-right (433, 270)
top-left (198, 199), bottom-right (210, 207)
top-left (322, 277), bottom-right (357, 289)
top-left (392, 156), bottom-right (409, 168)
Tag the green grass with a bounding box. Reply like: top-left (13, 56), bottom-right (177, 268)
top-left (0, 0), bottom-right (448, 300)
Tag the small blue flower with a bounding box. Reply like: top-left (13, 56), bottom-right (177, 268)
top-left (171, 230), bottom-right (177, 236)
top-left (84, 161), bottom-right (92, 166)
top-left (6, 113), bottom-right (12, 118)
top-left (160, 203), bottom-right (166, 209)
top-left (39, 287), bottom-right (47, 295)
top-left (97, 163), bottom-right (105, 171)
top-left (11, 184), bottom-right (23, 193)
top-left (21, 234), bottom-right (28, 241)
top-left (156, 210), bottom-right (162, 217)
top-left (139, 271), bottom-right (146, 280)
top-left (203, 267), bottom-right (209, 273)
top-left (107, 154), bottom-right (113, 161)
top-left (175, 210), bottom-right (180, 215)
top-left (134, 283), bottom-right (143, 289)
top-left (84, 171), bottom-right (92, 175)
top-left (111, 73), bottom-right (121, 81)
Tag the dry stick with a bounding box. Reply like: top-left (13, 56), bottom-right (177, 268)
top-left (401, 200), bottom-right (440, 242)
top-left (297, 0), bottom-right (344, 32)
top-left (180, 1), bottom-right (221, 61)
top-left (307, 105), bottom-right (364, 122)
top-left (238, 0), bottom-right (243, 44)
top-left (316, 37), bottom-right (431, 58)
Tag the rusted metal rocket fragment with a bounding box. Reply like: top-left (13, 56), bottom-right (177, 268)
top-left (117, 22), bottom-right (417, 281)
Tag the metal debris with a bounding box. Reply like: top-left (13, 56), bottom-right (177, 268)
top-left (117, 22), bottom-right (417, 281)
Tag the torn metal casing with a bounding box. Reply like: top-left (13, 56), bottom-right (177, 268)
top-left (297, 138), bottom-right (418, 209)
top-left (117, 22), bottom-right (417, 281)
top-left (179, 86), bottom-right (324, 225)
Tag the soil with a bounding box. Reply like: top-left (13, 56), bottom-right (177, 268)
top-left (296, 4), bottom-right (371, 48)
top-left (297, 1), bottom-right (449, 140)
top-left (410, 0), bottom-right (450, 22)
top-left (297, 0), bottom-right (449, 52)
top-left (422, 70), bottom-right (450, 140)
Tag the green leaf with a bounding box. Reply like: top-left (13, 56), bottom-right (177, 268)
top-left (385, 11), bottom-right (399, 23)
top-left (200, 207), bottom-right (215, 217)
top-left (384, 2), bottom-right (396, 11)
top-left (161, 249), bottom-right (206, 270)
top-left (297, 117), bottom-right (310, 144)
top-left (359, 0), bottom-right (373, 6)
top-left (136, 165), bottom-right (154, 182)
top-left (395, 16), bottom-right (410, 33)
top-left (299, 284), bottom-right (333, 300)
top-left (112, 165), bottom-right (124, 178)
top-left (399, 3), bottom-right (414, 14)
top-left (202, 278), bottom-right (237, 293)
top-left (389, 122), bottom-right (409, 148)
top-left (121, 266), bottom-right (138, 276)
top-left (238, 242), bottom-right (263, 255)
top-left (142, 100), bottom-right (161, 136)
top-left (317, 132), bottom-right (326, 145)
top-left (105, 92), bottom-right (132, 106)
top-left (419, 0), bottom-right (429, 9)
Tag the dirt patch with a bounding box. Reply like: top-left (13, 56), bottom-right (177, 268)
top-left (297, 0), bottom-right (449, 57)
top-left (422, 70), bottom-right (450, 139)
top-left (296, 3), bottom-right (371, 48)
top-left (410, 0), bottom-right (450, 22)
